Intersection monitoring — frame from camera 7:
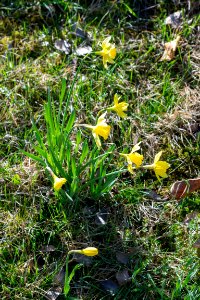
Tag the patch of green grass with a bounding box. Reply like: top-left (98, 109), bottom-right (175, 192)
top-left (1, 1), bottom-right (199, 299)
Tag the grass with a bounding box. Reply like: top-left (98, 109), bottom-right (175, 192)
top-left (0, 0), bottom-right (200, 299)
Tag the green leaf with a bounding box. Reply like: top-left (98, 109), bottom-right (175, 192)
top-left (64, 264), bottom-right (82, 296)
top-left (21, 150), bottom-right (45, 166)
top-left (80, 140), bottom-right (89, 164)
top-left (65, 110), bottom-right (75, 134)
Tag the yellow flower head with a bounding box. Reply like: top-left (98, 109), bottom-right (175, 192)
top-left (96, 36), bottom-right (116, 69)
top-left (69, 247), bottom-right (98, 257)
top-left (143, 151), bottom-right (170, 181)
top-left (80, 113), bottom-right (111, 149)
top-left (120, 142), bottom-right (144, 174)
top-left (108, 94), bottom-right (128, 118)
top-left (53, 175), bottom-right (67, 191)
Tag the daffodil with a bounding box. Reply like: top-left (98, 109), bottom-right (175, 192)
top-left (46, 166), bottom-right (67, 191)
top-left (120, 142), bottom-right (144, 174)
top-left (143, 151), bottom-right (170, 181)
top-left (69, 247), bottom-right (98, 257)
top-left (96, 36), bottom-right (116, 69)
top-left (53, 174), bottom-right (67, 191)
top-left (107, 94), bottom-right (128, 118)
top-left (79, 113), bottom-right (111, 149)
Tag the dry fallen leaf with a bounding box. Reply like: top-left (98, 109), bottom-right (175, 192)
top-left (73, 253), bottom-right (93, 266)
top-left (193, 240), bottom-right (200, 249)
top-left (74, 45), bottom-right (92, 56)
top-left (100, 279), bottom-right (119, 295)
top-left (183, 211), bottom-right (199, 225)
top-left (170, 177), bottom-right (200, 200)
top-left (54, 39), bottom-right (71, 54)
top-left (95, 208), bottom-right (109, 225)
top-left (116, 252), bottom-right (130, 265)
top-left (115, 269), bottom-right (131, 286)
top-left (165, 11), bottom-right (182, 28)
top-left (160, 36), bottom-right (180, 61)
top-left (45, 286), bottom-right (62, 300)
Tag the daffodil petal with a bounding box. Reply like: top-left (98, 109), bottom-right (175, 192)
top-left (114, 94), bottom-right (119, 105)
top-left (102, 36), bottom-right (111, 48)
top-left (131, 142), bottom-right (141, 153)
top-left (154, 151), bottom-right (163, 163)
top-left (92, 132), bottom-right (101, 149)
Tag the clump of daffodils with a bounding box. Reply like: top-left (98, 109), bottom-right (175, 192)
top-left (96, 36), bottom-right (116, 69)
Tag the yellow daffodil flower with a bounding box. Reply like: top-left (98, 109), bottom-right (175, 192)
top-left (79, 113), bottom-right (111, 149)
top-left (46, 166), bottom-right (67, 191)
top-left (143, 151), bottom-right (170, 181)
top-left (96, 36), bottom-right (116, 69)
top-left (107, 94), bottom-right (128, 118)
top-left (53, 174), bottom-right (67, 191)
top-left (69, 247), bottom-right (98, 256)
top-left (120, 142), bottom-right (144, 174)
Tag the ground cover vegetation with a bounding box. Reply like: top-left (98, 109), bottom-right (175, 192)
top-left (0, 0), bottom-right (200, 299)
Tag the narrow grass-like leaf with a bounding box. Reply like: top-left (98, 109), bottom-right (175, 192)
top-left (64, 264), bottom-right (82, 296)
top-left (21, 150), bottom-right (45, 166)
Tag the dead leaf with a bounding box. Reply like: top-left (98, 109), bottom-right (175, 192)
top-left (183, 211), bottom-right (199, 225)
top-left (54, 39), bottom-right (71, 54)
top-left (53, 267), bottom-right (65, 286)
top-left (165, 11), bottom-right (182, 28)
top-left (116, 252), bottom-right (130, 265)
top-left (71, 23), bottom-right (88, 39)
top-left (193, 240), bottom-right (200, 248)
top-left (95, 208), bottom-right (109, 225)
top-left (40, 245), bottom-right (56, 252)
top-left (160, 36), bottom-right (180, 61)
top-left (170, 177), bottom-right (200, 200)
top-left (73, 253), bottom-right (93, 266)
top-left (115, 269), bottom-right (131, 286)
top-left (74, 45), bottom-right (92, 56)
top-left (142, 189), bottom-right (161, 201)
top-left (100, 279), bottom-right (119, 295)
top-left (45, 286), bottom-right (62, 300)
